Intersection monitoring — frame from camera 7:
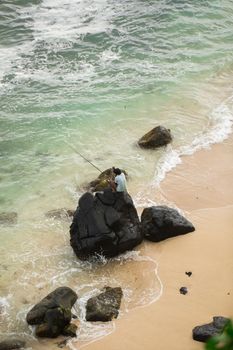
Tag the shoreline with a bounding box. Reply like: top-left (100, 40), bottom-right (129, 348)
top-left (74, 134), bottom-right (233, 350)
top-left (8, 134), bottom-right (233, 350)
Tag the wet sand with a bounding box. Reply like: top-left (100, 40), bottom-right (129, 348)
top-left (80, 135), bottom-right (233, 350)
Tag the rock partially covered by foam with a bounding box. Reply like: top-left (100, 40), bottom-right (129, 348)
top-left (192, 316), bottom-right (230, 342)
top-left (45, 208), bottom-right (74, 220)
top-left (70, 189), bottom-right (142, 259)
top-left (0, 338), bottom-right (25, 350)
top-left (141, 206), bottom-right (195, 242)
top-left (86, 287), bottom-right (123, 322)
top-left (138, 125), bottom-right (172, 149)
top-left (26, 287), bottom-right (77, 338)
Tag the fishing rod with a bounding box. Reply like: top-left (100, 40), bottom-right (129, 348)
top-left (65, 141), bottom-right (102, 173)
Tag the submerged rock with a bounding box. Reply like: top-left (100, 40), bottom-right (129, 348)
top-left (0, 212), bottom-right (17, 225)
top-left (0, 338), bottom-right (25, 350)
top-left (86, 287), bottom-right (123, 322)
top-left (141, 206), bottom-right (195, 242)
top-left (45, 208), bottom-right (74, 220)
top-left (138, 125), bottom-right (172, 149)
top-left (70, 189), bottom-right (142, 259)
top-left (26, 287), bottom-right (77, 338)
top-left (193, 316), bottom-right (230, 342)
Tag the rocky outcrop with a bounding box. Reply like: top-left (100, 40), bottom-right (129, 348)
top-left (85, 168), bottom-right (128, 192)
top-left (70, 189), bottom-right (142, 260)
top-left (45, 208), bottom-right (74, 220)
top-left (0, 212), bottom-right (17, 225)
top-left (138, 126), bottom-right (172, 149)
top-left (86, 287), bottom-right (123, 322)
top-left (141, 206), bottom-right (195, 242)
top-left (26, 287), bottom-right (77, 338)
top-left (0, 339), bottom-right (25, 350)
top-left (193, 316), bottom-right (230, 342)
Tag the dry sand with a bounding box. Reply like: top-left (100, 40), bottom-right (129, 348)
top-left (80, 135), bottom-right (233, 350)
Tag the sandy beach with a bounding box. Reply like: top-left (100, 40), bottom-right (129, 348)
top-left (73, 134), bottom-right (233, 350)
top-left (21, 134), bottom-right (233, 350)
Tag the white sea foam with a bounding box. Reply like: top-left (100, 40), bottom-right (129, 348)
top-left (68, 320), bottom-right (115, 350)
top-left (0, 295), bottom-right (11, 318)
top-left (0, 42), bottom-right (33, 94)
top-left (19, 0), bottom-right (115, 42)
top-left (0, 0), bottom-right (117, 94)
top-left (112, 250), bottom-right (163, 308)
top-left (100, 49), bottom-right (121, 65)
top-left (153, 97), bottom-right (233, 187)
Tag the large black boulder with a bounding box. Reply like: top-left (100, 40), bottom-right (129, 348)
top-left (26, 287), bottom-right (77, 338)
top-left (138, 125), bottom-right (172, 149)
top-left (86, 287), bottom-right (123, 322)
top-left (141, 206), bottom-right (195, 242)
top-left (192, 316), bottom-right (230, 342)
top-left (70, 189), bottom-right (142, 259)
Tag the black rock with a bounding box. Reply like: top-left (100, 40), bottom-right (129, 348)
top-left (86, 287), bottom-right (123, 322)
top-left (179, 287), bottom-right (188, 295)
top-left (70, 189), bottom-right (143, 260)
top-left (26, 287), bottom-right (77, 338)
top-left (192, 316), bottom-right (230, 342)
top-left (141, 206), bottom-right (195, 242)
top-left (185, 271), bottom-right (192, 277)
top-left (0, 339), bottom-right (25, 350)
top-left (138, 125), bottom-right (172, 149)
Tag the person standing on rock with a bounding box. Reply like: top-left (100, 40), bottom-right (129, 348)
top-left (109, 167), bottom-right (127, 193)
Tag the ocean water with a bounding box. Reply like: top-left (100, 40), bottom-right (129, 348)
top-left (0, 0), bottom-right (233, 347)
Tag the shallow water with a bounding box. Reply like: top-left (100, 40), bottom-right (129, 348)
top-left (0, 0), bottom-right (233, 347)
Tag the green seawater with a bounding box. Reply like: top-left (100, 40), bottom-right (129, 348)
top-left (0, 0), bottom-right (233, 345)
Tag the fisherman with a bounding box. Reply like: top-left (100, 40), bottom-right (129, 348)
top-left (109, 167), bottom-right (127, 193)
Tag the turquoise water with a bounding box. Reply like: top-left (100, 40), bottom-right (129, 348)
top-left (0, 0), bottom-right (233, 346)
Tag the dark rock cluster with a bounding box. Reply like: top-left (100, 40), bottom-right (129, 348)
top-left (70, 192), bottom-right (196, 259)
top-left (26, 287), bottom-right (77, 338)
top-left (25, 286), bottom-right (123, 340)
